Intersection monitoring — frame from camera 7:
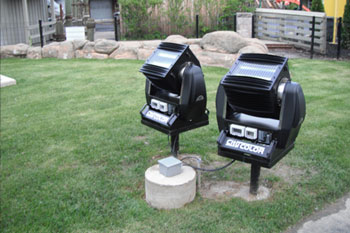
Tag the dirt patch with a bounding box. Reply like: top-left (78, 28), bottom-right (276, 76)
top-left (199, 181), bottom-right (270, 201)
top-left (153, 154), bottom-right (316, 202)
top-left (262, 163), bottom-right (306, 184)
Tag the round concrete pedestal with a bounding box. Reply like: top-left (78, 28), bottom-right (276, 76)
top-left (145, 164), bottom-right (196, 209)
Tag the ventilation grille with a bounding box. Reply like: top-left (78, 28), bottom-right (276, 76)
top-left (239, 53), bottom-right (287, 65)
top-left (222, 76), bottom-right (278, 118)
top-left (158, 42), bottom-right (187, 52)
top-left (140, 64), bottom-right (169, 78)
top-left (222, 75), bottom-right (272, 90)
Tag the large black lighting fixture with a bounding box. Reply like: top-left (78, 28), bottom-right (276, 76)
top-left (216, 53), bottom-right (306, 194)
top-left (140, 42), bottom-right (209, 156)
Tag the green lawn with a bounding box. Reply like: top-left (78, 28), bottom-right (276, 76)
top-left (1, 58), bottom-right (350, 233)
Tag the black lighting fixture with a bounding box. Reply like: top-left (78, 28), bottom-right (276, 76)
top-left (140, 42), bottom-right (209, 156)
top-left (216, 53), bottom-right (306, 194)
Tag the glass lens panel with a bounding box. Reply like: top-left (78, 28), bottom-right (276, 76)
top-left (148, 49), bottom-right (180, 69)
top-left (231, 61), bottom-right (279, 81)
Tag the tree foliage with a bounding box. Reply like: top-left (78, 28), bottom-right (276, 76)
top-left (342, 1), bottom-right (350, 49)
top-left (311, 0), bottom-right (325, 12)
top-left (118, 0), bottom-right (256, 39)
top-left (119, 0), bottom-right (163, 39)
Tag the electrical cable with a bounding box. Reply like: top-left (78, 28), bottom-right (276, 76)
top-left (169, 134), bottom-right (234, 172)
top-left (180, 157), bottom-right (235, 172)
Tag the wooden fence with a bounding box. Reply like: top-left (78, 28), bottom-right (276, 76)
top-left (29, 20), bottom-right (56, 44)
top-left (119, 0), bottom-right (226, 37)
top-left (255, 9), bottom-right (327, 54)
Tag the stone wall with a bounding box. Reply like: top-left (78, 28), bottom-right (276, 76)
top-left (0, 31), bottom-right (268, 68)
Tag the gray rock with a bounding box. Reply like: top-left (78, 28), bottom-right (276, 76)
top-left (57, 41), bottom-right (75, 59)
top-left (118, 41), bottom-right (142, 49)
top-left (200, 31), bottom-right (248, 54)
top-left (75, 50), bottom-right (85, 58)
top-left (189, 44), bottom-right (203, 56)
top-left (246, 38), bottom-right (269, 52)
top-left (196, 50), bottom-right (238, 68)
top-left (75, 50), bottom-right (108, 59)
top-left (82, 42), bottom-right (95, 53)
top-left (27, 47), bottom-right (42, 59)
top-left (0, 45), bottom-right (15, 58)
top-left (0, 44), bottom-right (29, 58)
top-left (94, 39), bottom-right (119, 54)
top-left (88, 52), bottom-right (108, 59)
top-left (142, 40), bottom-right (161, 50)
top-left (137, 49), bottom-right (153, 60)
top-left (164, 35), bottom-right (188, 44)
top-left (42, 42), bottom-right (60, 58)
top-left (186, 38), bottom-right (202, 45)
top-left (73, 39), bottom-right (88, 50)
top-left (109, 44), bottom-right (138, 60)
top-left (238, 45), bottom-right (267, 54)
top-left (13, 43), bottom-right (29, 56)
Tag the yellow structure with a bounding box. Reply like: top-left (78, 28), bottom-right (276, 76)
top-left (324, 0), bottom-right (347, 43)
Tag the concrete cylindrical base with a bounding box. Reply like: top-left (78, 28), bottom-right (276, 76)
top-left (145, 164), bottom-right (196, 209)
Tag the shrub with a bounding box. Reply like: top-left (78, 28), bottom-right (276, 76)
top-left (311, 0), bottom-right (325, 12)
top-left (119, 0), bottom-right (162, 39)
top-left (219, 0), bottom-right (255, 31)
top-left (342, 1), bottom-right (350, 49)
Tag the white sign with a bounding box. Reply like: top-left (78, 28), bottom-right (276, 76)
top-left (225, 139), bottom-right (265, 155)
top-left (146, 110), bottom-right (169, 125)
top-left (65, 26), bottom-right (85, 41)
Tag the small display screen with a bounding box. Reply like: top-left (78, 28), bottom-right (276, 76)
top-left (148, 49), bottom-right (180, 69)
top-left (231, 61), bottom-right (279, 81)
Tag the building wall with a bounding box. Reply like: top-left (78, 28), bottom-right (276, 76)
top-left (324, 0), bottom-right (347, 17)
top-left (0, 0), bottom-right (48, 46)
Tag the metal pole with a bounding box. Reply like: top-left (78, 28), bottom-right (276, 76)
top-left (170, 134), bottom-right (179, 157)
top-left (114, 16), bottom-right (118, 41)
top-left (39, 20), bottom-right (44, 48)
top-left (337, 17), bottom-right (342, 59)
top-left (310, 16), bottom-right (316, 59)
top-left (252, 14), bottom-right (255, 38)
top-left (249, 163), bottom-right (261, 195)
top-left (196, 14), bottom-right (199, 38)
top-left (234, 14), bottom-right (237, 32)
top-left (299, 0), bottom-right (303, 10)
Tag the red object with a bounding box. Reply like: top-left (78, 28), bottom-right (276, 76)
top-left (276, 0), bottom-right (311, 11)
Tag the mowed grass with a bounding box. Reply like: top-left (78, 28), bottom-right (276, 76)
top-left (1, 58), bottom-right (349, 233)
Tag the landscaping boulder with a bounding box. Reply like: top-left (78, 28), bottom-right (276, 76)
top-left (189, 44), bottom-right (203, 55)
top-left (42, 42), bottom-right (61, 58)
top-left (238, 45), bottom-right (267, 54)
top-left (0, 44), bottom-right (29, 58)
top-left (57, 41), bottom-right (75, 59)
top-left (164, 35), bottom-right (188, 44)
top-left (109, 43), bottom-right (138, 60)
top-left (142, 40), bottom-right (161, 50)
top-left (186, 38), bottom-right (201, 45)
top-left (75, 50), bottom-right (108, 59)
top-left (109, 41), bottom-right (141, 59)
top-left (13, 43), bottom-right (29, 56)
top-left (94, 39), bottom-right (119, 54)
top-left (196, 50), bottom-right (238, 68)
top-left (200, 31), bottom-right (249, 54)
top-left (27, 47), bottom-right (42, 59)
top-left (88, 53), bottom-right (108, 59)
top-left (137, 49), bottom-right (153, 60)
top-left (246, 38), bottom-right (268, 52)
top-left (75, 50), bottom-right (85, 58)
top-left (73, 39), bottom-right (88, 50)
top-left (82, 42), bottom-right (96, 53)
